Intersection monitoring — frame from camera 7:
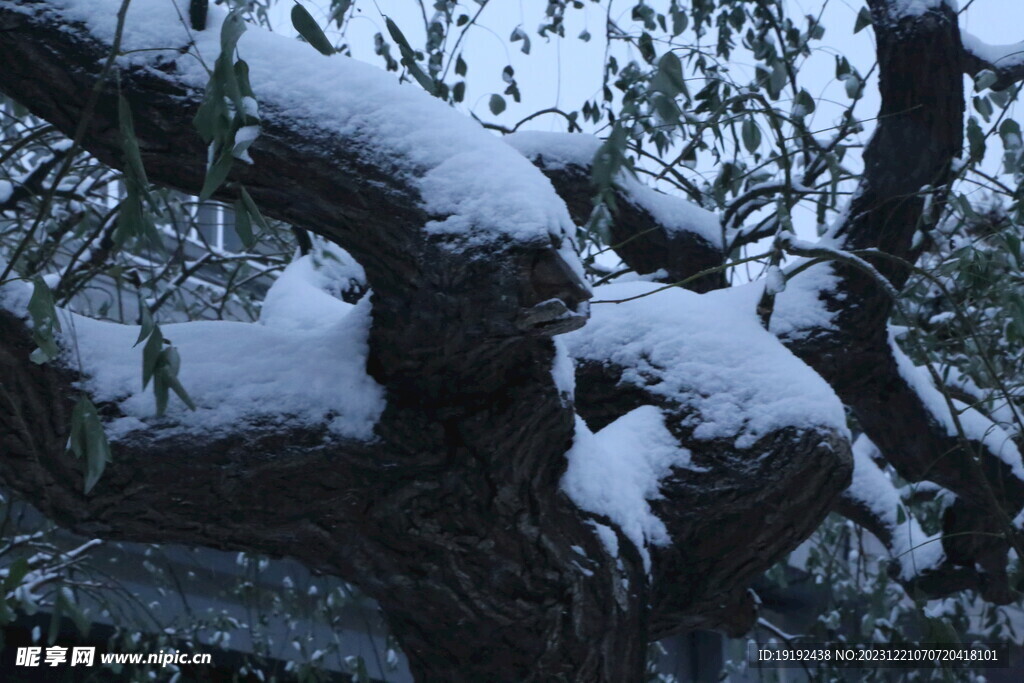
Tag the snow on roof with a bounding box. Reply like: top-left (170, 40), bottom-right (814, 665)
top-left (505, 131), bottom-right (724, 249)
top-left (36, 0), bottom-right (576, 250)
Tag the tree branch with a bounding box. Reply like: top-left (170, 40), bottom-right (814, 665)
top-left (961, 31), bottom-right (1024, 90)
top-left (773, 1), bottom-right (1024, 600)
top-left (506, 132), bottom-right (728, 293)
top-left (568, 282), bottom-right (852, 638)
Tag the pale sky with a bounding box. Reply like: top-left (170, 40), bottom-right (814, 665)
top-left (266, 0), bottom-right (1023, 244)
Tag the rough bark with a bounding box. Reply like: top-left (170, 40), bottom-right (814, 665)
top-left (573, 359), bottom-right (851, 638)
top-left (775, 2), bottom-right (1024, 600)
top-left (0, 2), bottom-right (855, 680)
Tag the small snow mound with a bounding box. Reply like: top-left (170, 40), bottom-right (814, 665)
top-left (563, 408), bottom-right (694, 571)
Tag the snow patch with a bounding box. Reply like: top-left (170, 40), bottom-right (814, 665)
top-left (770, 260), bottom-right (842, 340)
top-left (962, 32), bottom-right (1024, 71)
top-left (847, 435), bottom-right (944, 580)
top-left (563, 408), bottom-right (694, 570)
top-left (888, 0), bottom-right (956, 19)
top-left (571, 281), bottom-right (848, 449)
top-left (2, 265), bottom-right (384, 442)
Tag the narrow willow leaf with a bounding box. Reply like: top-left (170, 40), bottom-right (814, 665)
top-left (67, 396), bottom-right (111, 494)
top-left (330, 0), bottom-right (352, 27)
top-left (239, 186), bottom-right (271, 234)
top-left (652, 52), bottom-right (686, 97)
top-left (853, 7), bottom-right (871, 34)
top-left (118, 96), bottom-right (149, 189)
top-left (199, 151), bottom-right (234, 201)
top-left (233, 197), bottom-right (255, 248)
top-left (386, 18), bottom-right (438, 95)
top-left (142, 325), bottom-right (164, 389)
top-left (741, 118), bottom-right (761, 153)
top-left (135, 302), bottom-right (155, 346)
top-left (28, 277), bottom-right (61, 363)
top-left (291, 3), bottom-right (335, 56)
top-left (2, 557), bottom-right (29, 593)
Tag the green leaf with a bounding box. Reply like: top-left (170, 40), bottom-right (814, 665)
top-left (973, 95), bottom-right (993, 121)
top-left (220, 9), bottom-right (246, 53)
top-left (854, 7), bottom-right (872, 34)
top-left (793, 89), bottom-right (816, 117)
top-left (966, 116), bottom-right (986, 162)
top-left (510, 26), bottom-right (531, 55)
top-left (161, 349), bottom-right (197, 412)
top-left (28, 277), bottom-right (61, 363)
top-left (651, 51), bottom-right (686, 98)
top-left (974, 69), bottom-right (998, 92)
top-left (999, 118), bottom-right (1022, 147)
top-left (233, 198), bottom-right (255, 249)
top-left (330, 0), bottom-right (352, 27)
top-left (135, 303), bottom-right (155, 346)
top-left (741, 118), bottom-right (761, 154)
top-left (234, 60), bottom-right (259, 117)
top-left (2, 558), bottom-right (29, 593)
top-left (291, 3), bottom-right (335, 56)
top-left (488, 94), bottom-right (506, 115)
top-left (385, 18), bottom-right (438, 95)
top-left (452, 81), bottom-right (466, 103)
top-left (199, 150), bottom-right (234, 201)
top-left (841, 73), bottom-right (863, 100)
top-left (896, 504), bottom-right (907, 525)
top-left (118, 96), bottom-right (149, 192)
top-left (455, 54), bottom-right (467, 76)
top-left (637, 32), bottom-right (656, 64)
top-left (142, 324), bottom-right (165, 389)
top-left (66, 396), bottom-right (111, 494)
top-left (239, 186), bottom-right (270, 234)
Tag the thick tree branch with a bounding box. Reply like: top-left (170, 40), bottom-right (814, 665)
top-left (0, 0), bottom-right (591, 393)
top-left (568, 282), bottom-right (852, 638)
top-left (0, 3), bottom-right (657, 679)
top-left (772, 1), bottom-right (1024, 599)
top-left (961, 31), bottom-right (1024, 90)
top-left (506, 132), bottom-right (728, 293)
top-left (835, 435), bottom-right (986, 600)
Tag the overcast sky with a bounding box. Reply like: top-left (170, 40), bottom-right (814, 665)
top-left (270, 0), bottom-right (1024, 135)
top-left (263, 1), bottom-right (1023, 245)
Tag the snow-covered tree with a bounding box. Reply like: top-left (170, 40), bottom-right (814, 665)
top-left (1, 0), bottom-right (1023, 679)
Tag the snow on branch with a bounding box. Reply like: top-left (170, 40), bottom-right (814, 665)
top-left (842, 435), bottom-right (944, 581)
top-left (889, 329), bottom-right (1024, 483)
top-left (571, 282), bottom-right (849, 450)
top-left (506, 132), bottom-right (727, 292)
top-left (562, 282), bottom-right (851, 633)
top-left (14, 0), bottom-right (576, 249)
top-left (962, 32), bottom-right (1024, 90)
top-left (1, 255), bottom-right (384, 442)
